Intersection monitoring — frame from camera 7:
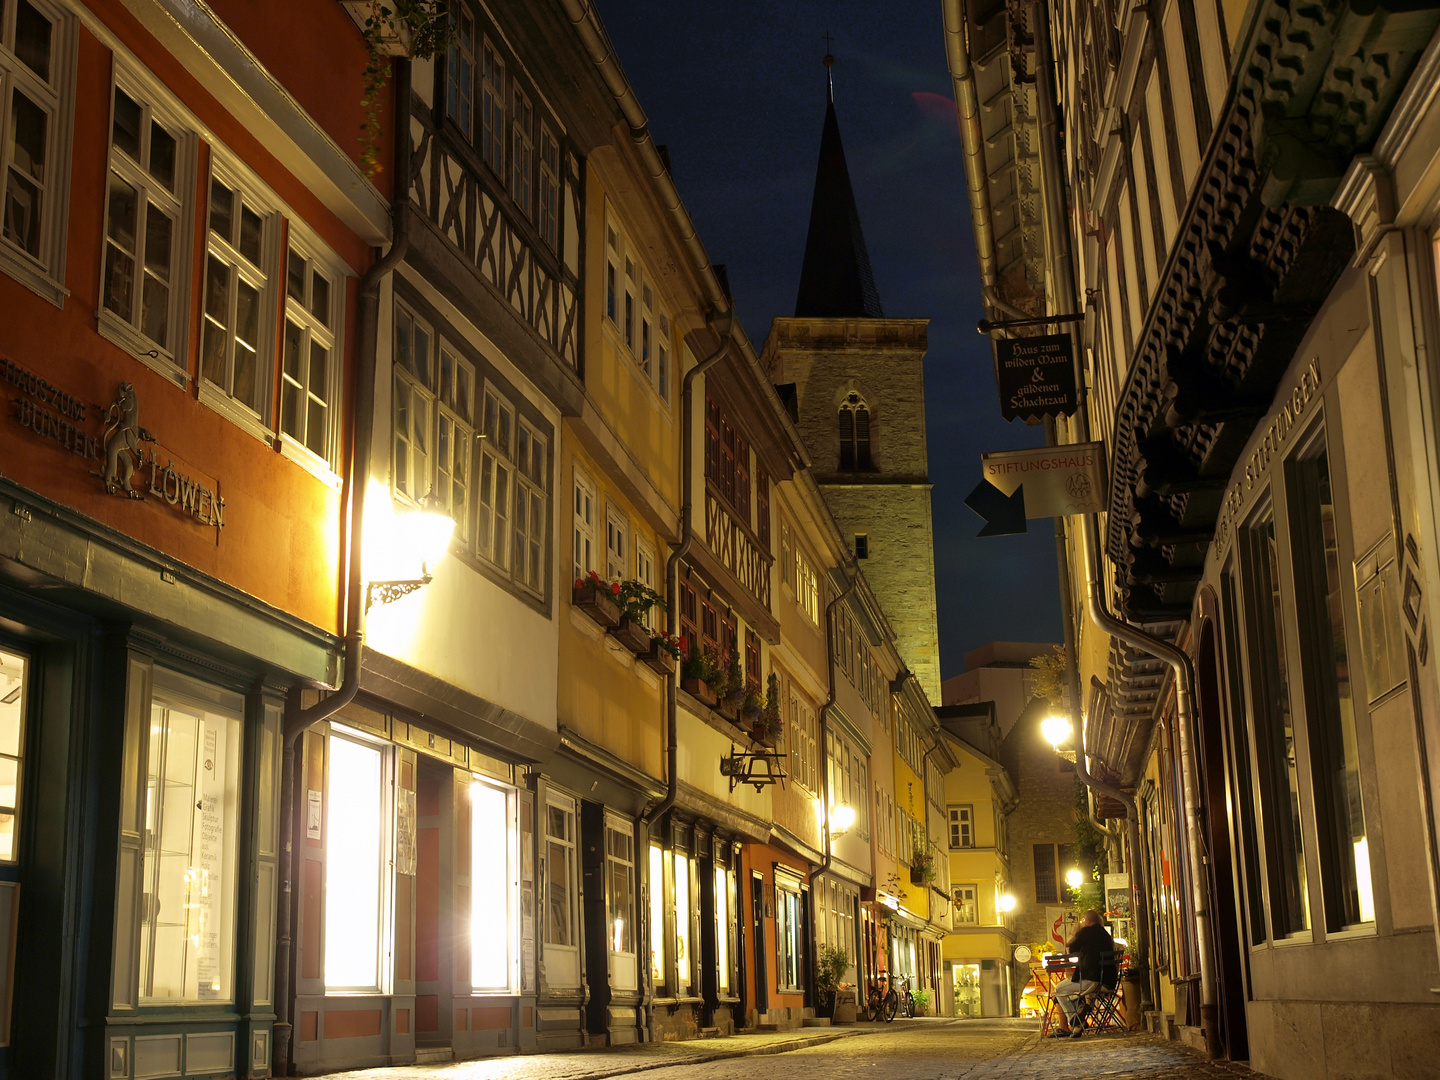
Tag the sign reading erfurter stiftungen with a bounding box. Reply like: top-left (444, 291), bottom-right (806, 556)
top-left (995, 333), bottom-right (1077, 422)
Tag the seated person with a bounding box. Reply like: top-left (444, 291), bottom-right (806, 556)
top-left (1050, 909), bottom-right (1115, 1038)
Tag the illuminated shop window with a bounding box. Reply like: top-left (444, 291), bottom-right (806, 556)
top-left (324, 733), bottom-right (384, 991)
top-left (471, 777), bottom-right (517, 991)
top-left (140, 677), bottom-right (242, 1003)
top-left (0, 649), bottom-right (28, 862)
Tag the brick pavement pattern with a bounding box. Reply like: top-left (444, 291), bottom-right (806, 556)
top-left (307, 1018), bottom-right (1278, 1080)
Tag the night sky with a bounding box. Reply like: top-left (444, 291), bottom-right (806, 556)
top-left (596, 0), bottom-right (1062, 677)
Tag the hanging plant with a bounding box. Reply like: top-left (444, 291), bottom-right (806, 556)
top-left (347, 0), bottom-right (454, 176)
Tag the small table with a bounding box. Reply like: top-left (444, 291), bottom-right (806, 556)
top-left (1036, 957), bottom-right (1076, 1037)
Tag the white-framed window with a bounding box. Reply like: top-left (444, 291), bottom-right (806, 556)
top-left (199, 163), bottom-right (278, 427)
top-left (795, 546), bottom-right (820, 625)
top-left (647, 841), bottom-right (664, 986)
top-left (635, 539), bottom-right (656, 629)
top-left (538, 124), bottom-right (559, 250)
top-left (673, 849), bottom-right (692, 995)
top-left (780, 521), bottom-right (793, 587)
top-left (324, 729), bottom-right (388, 992)
top-left (623, 254), bottom-right (636, 352)
top-left (786, 686), bottom-right (819, 794)
top-left (280, 232), bottom-right (343, 471)
top-left (713, 861), bottom-right (732, 995)
top-left (949, 805), bottom-right (974, 849)
top-left (572, 465), bottom-right (596, 584)
top-left (0, 0), bottom-right (72, 300)
top-left (954, 884), bottom-right (978, 926)
top-left (657, 315), bottom-right (671, 404)
top-left (393, 302), bottom-right (435, 500)
top-left (435, 343), bottom-right (474, 541)
top-left (470, 775), bottom-right (519, 993)
top-left (606, 506), bottom-right (628, 583)
top-left (543, 793), bottom-right (578, 986)
top-left (511, 84), bottom-right (533, 215)
top-left (512, 418), bottom-right (546, 594)
top-left (100, 75), bottom-right (191, 379)
top-left (478, 384), bottom-right (513, 568)
top-left (605, 226), bottom-right (618, 323)
top-left (480, 36), bottom-right (504, 176)
top-left (775, 874), bottom-right (804, 991)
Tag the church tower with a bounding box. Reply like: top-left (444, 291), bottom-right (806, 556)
top-left (762, 59), bottom-right (942, 701)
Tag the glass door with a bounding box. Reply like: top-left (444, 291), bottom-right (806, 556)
top-left (0, 649), bottom-right (27, 1056)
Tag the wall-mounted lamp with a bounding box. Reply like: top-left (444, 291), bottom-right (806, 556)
top-left (1065, 868), bottom-right (1085, 890)
top-left (829, 804), bottom-right (857, 839)
top-left (364, 481), bottom-right (456, 610)
top-left (1041, 714), bottom-right (1073, 749)
top-left (998, 893), bottom-right (1017, 913)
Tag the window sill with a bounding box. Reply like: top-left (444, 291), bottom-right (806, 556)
top-left (1, 247), bottom-right (68, 309)
top-left (96, 312), bottom-right (188, 390)
top-left (651, 995), bottom-right (704, 1007)
top-left (198, 382), bottom-right (276, 448)
top-left (278, 435), bottom-right (343, 491)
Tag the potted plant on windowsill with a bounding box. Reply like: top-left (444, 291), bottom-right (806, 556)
top-left (573, 570), bottom-right (622, 629)
top-left (716, 645), bottom-right (744, 721)
top-left (640, 630), bottom-right (684, 677)
top-left (750, 672), bottom-right (783, 747)
top-left (681, 642), bottom-right (720, 705)
top-left (611, 580), bottom-right (665, 655)
top-left (909, 850), bottom-right (936, 887)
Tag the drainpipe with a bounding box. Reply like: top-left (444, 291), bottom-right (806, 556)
top-left (643, 311), bottom-right (735, 832)
top-left (1078, 510), bottom-right (1216, 1053)
top-left (271, 58), bottom-right (412, 1077)
top-left (942, 0), bottom-right (997, 296)
top-left (809, 568), bottom-right (859, 893)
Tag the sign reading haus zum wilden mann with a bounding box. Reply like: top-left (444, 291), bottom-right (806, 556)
top-left (995, 332), bottom-right (1077, 422)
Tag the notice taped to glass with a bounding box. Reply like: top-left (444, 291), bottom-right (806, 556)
top-left (995, 333), bottom-right (1077, 422)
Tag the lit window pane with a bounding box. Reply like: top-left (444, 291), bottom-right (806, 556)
top-left (323, 736), bottom-right (382, 989)
top-left (673, 852), bottom-right (690, 993)
top-left (648, 844), bottom-right (664, 981)
top-left (471, 781), bottom-right (512, 989)
top-left (714, 863), bottom-right (729, 993)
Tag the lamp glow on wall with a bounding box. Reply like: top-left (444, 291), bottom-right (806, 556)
top-left (997, 893), bottom-right (1017, 913)
top-left (829, 804), bottom-right (856, 839)
top-left (363, 479), bottom-right (456, 610)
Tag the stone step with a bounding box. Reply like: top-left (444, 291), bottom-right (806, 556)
top-left (802, 1018), bottom-right (832, 1027)
top-left (414, 1047), bottom-right (454, 1064)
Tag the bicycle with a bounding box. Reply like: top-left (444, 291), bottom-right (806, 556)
top-left (865, 972), bottom-right (899, 1022)
top-left (892, 972), bottom-right (916, 1019)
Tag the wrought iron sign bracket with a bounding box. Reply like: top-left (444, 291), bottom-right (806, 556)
top-left (977, 311), bottom-right (1084, 335)
top-left (719, 744), bottom-right (788, 793)
top-left (367, 575), bottom-right (434, 610)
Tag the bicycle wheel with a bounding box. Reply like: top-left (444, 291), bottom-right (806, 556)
top-left (883, 988), bottom-right (898, 1022)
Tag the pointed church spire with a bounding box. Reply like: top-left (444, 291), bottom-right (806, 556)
top-left (794, 54), bottom-right (884, 319)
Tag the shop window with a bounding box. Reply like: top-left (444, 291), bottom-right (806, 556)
top-left (102, 79), bottom-right (190, 378)
top-left (470, 777), bottom-right (517, 991)
top-left (1221, 567), bottom-right (1268, 946)
top-left (674, 849), bottom-right (692, 995)
top-left (714, 862), bottom-right (731, 994)
top-left (140, 673), bottom-right (243, 1003)
top-left (605, 819), bottom-right (635, 961)
top-left (323, 732), bottom-right (385, 991)
top-left (775, 876), bottom-right (804, 992)
top-left (648, 842), bottom-right (665, 988)
top-left (1239, 501), bottom-right (1312, 937)
top-left (545, 800), bottom-right (575, 946)
top-left (0, 649), bottom-right (27, 862)
top-left (1288, 438), bottom-right (1373, 926)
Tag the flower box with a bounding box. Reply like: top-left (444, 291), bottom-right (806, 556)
top-left (609, 616), bottom-right (651, 656)
top-left (751, 725), bottom-right (777, 749)
top-left (716, 696), bottom-right (740, 722)
top-left (909, 863), bottom-right (933, 886)
top-left (640, 644), bottom-right (675, 677)
top-left (573, 579), bottom-right (621, 629)
top-left (682, 677), bottom-right (718, 705)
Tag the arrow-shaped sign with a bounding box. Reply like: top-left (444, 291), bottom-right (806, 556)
top-left (965, 480), bottom-right (1026, 536)
top-left (967, 441), bottom-right (1108, 537)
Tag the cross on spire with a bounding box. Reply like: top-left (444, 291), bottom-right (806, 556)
top-left (823, 34), bottom-right (835, 102)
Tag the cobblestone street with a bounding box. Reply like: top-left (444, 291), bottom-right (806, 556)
top-left (310, 1019), bottom-right (1275, 1080)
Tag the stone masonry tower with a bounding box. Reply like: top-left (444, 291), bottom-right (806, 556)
top-left (762, 61), bottom-right (942, 701)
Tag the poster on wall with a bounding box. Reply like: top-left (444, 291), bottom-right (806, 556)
top-left (193, 722), bottom-right (223, 999)
top-left (1046, 906), bottom-right (1079, 950)
top-left (1104, 873), bottom-right (1132, 917)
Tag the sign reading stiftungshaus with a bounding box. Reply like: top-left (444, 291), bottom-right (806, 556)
top-left (995, 333), bottom-right (1078, 422)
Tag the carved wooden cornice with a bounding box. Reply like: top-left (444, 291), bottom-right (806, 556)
top-left (1103, 0), bottom-right (1438, 620)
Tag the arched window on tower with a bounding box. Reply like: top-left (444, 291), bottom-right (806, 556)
top-left (838, 393), bottom-right (873, 471)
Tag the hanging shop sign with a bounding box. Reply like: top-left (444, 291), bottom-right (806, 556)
top-left (995, 333), bottom-right (1078, 422)
top-left (4, 358), bottom-right (225, 532)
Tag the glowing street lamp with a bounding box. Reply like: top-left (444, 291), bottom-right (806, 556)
top-left (829, 804), bottom-right (857, 838)
top-left (998, 893), bottom-right (1017, 913)
top-left (1065, 868), bottom-right (1085, 889)
top-left (1041, 714), bottom-right (1073, 749)
top-left (364, 480), bottom-right (456, 609)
